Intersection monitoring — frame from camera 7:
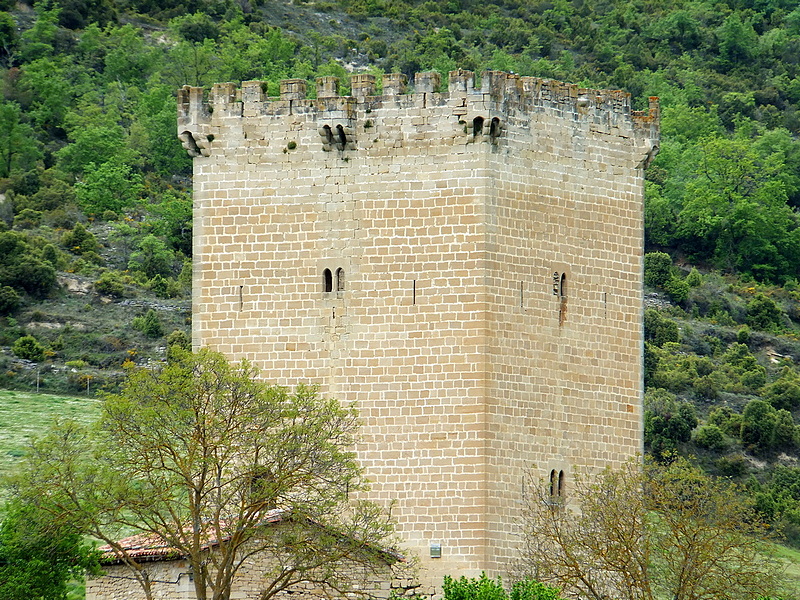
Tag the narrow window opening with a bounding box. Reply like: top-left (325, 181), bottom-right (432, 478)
top-left (560, 273), bottom-right (567, 298)
top-left (603, 291), bottom-right (608, 319)
top-left (559, 273), bottom-right (567, 326)
top-left (473, 116), bottom-right (484, 137)
top-left (552, 272), bottom-right (560, 295)
top-left (323, 269), bottom-right (333, 293)
top-left (490, 117), bottom-right (501, 141)
top-left (239, 285), bottom-right (243, 311)
top-left (336, 267), bottom-right (345, 292)
top-left (323, 125), bottom-right (334, 145)
top-left (412, 279), bottom-right (416, 305)
top-left (336, 124), bottom-right (347, 149)
top-left (549, 469), bottom-right (566, 506)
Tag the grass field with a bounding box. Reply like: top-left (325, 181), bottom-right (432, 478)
top-left (0, 389), bottom-right (101, 477)
top-left (773, 543), bottom-right (800, 596)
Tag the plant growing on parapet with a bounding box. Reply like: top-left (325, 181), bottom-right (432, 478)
top-left (9, 349), bottom-right (396, 600)
top-left (514, 457), bottom-right (786, 600)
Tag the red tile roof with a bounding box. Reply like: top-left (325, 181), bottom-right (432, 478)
top-left (98, 509), bottom-right (285, 563)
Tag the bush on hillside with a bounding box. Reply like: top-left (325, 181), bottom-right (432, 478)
top-left (12, 335), bottom-right (45, 361)
top-left (644, 252), bottom-right (672, 288)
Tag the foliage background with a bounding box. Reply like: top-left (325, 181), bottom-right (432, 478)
top-left (1, 0), bottom-right (800, 582)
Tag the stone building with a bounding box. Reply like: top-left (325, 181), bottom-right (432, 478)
top-left (86, 517), bottom-right (414, 600)
top-left (177, 69), bottom-right (659, 592)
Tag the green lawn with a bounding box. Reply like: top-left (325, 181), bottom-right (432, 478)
top-left (773, 543), bottom-right (800, 597)
top-left (0, 389), bottom-right (100, 477)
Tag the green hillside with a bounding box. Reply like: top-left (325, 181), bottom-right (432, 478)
top-left (0, 0), bottom-right (800, 554)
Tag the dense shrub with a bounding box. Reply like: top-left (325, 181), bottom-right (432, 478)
top-left (61, 223), bottom-right (99, 256)
top-left (510, 580), bottom-right (563, 600)
top-left (443, 574), bottom-right (508, 600)
top-left (693, 424), bottom-right (727, 451)
top-left (94, 271), bottom-right (126, 298)
top-left (442, 574), bottom-right (563, 600)
top-left (644, 309), bottom-right (680, 347)
top-left (685, 267), bottom-right (702, 287)
top-left (762, 368), bottom-right (800, 410)
top-left (12, 335), bottom-right (45, 361)
top-left (739, 400), bottom-right (797, 453)
top-left (128, 234), bottom-right (175, 279)
top-left (0, 285), bottom-right (20, 315)
top-left (663, 276), bottom-right (690, 304)
top-left (644, 388), bottom-right (698, 460)
top-left (745, 294), bottom-right (784, 332)
top-left (708, 407), bottom-right (743, 438)
top-left (0, 231), bottom-right (56, 297)
top-left (644, 252), bottom-right (672, 288)
top-left (132, 309), bottom-right (163, 338)
top-left (715, 453), bottom-right (748, 478)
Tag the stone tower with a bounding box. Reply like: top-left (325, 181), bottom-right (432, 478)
top-left (178, 70), bottom-right (659, 591)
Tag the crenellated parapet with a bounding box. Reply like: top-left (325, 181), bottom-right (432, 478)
top-left (177, 69), bottom-right (659, 163)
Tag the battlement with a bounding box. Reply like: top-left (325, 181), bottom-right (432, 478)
top-left (177, 69), bottom-right (659, 162)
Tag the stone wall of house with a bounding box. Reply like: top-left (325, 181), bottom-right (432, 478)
top-left (178, 69), bottom-right (659, 591)
top-left (87, 553), bottom-right (418, 600)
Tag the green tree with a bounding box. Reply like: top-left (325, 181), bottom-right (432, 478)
top-left (0, 11), bottom-right (17, 60)
top-left (163, 38), bottom-right (219, 88)
top-left (147, 191), bottom-right (192, 254)
top-left (76, 158), bottom-right (143, 215)
top-left (717, 14), bottom-right (759, 71)
top-left (17, 0), bottom-right (60, 62)
top-left (132, 86), bottom-right (192, 176)
top-left (11, 349), bottom-right (396, 600)
top-left (677, 138), bottom-right (797, 280)
top-left (56, 123), bottom-right (136, 176)
top-left (103, 24), bottom-right (159, 86)
top-left (0, 499), bottom-right (99, 600)
top-left (128, 234), bottom-right (175, 278)
top-left (0, 102), bottom-right (40, 177)
top-left (19, 57), bottom-right (73, 134)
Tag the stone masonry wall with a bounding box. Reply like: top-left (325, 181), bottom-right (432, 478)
top-left (179, 69), bottom-right (659, 592)
top-left (86, 552), bottom-right (415, 600)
